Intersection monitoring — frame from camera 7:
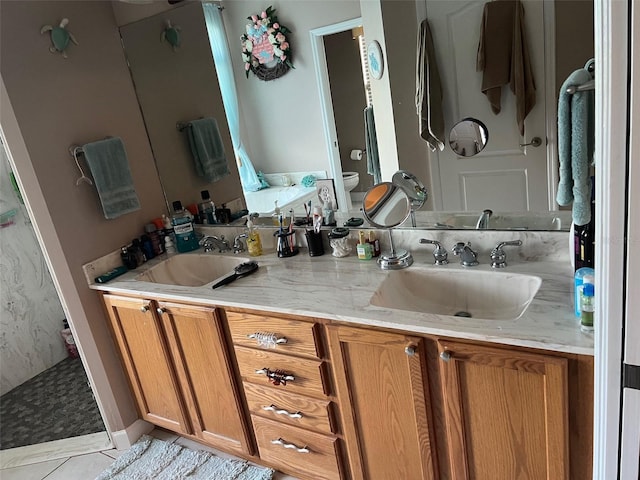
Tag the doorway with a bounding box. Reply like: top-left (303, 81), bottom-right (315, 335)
top-left (0, 140), bottom-right (107, 463)
top-left (310, 17), bottom-right (367, 213)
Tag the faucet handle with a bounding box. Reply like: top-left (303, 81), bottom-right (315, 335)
top-left (419, 239), bottom-right (448, 265)
top-left (490, 240), bottom-right (522, 268)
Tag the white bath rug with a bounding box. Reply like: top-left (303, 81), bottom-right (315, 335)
top-left (96, 435), bottom-right (274, 480)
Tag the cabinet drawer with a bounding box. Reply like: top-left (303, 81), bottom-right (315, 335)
top-left (244, 382), bottom-right (335, 435)
top-left (235, 346), bottom-right (328, 398)
top-left (226, 311), bottom-right (320, 358)
top-left (252, 415), bottom-right (342, 480)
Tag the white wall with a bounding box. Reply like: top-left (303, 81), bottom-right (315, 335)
top-left (0, 145), bottom-right (67, 395)
top-left (222, 0), bottom-right (362, 174)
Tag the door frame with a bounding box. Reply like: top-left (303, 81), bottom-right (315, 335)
top-left (310, 17), bottom-right (363, 213)
top-left (619, 0), bottom-right (640, 477)
top-left (593, 0), bottom-right (629, 478)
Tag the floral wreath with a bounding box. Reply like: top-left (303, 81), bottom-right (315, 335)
top-left (241, 6), bottom-right (293, 81)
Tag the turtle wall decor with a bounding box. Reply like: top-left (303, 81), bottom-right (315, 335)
top-left (161, 19), bottom-right (181, 51)
top-left (41, 18), bottom-right (78, 58)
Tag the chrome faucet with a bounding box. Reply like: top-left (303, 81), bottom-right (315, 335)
top-left (490, 240), bottom-right (522, 268)
top-left (233, 234), bottom-right (248, 254)
top-left (419, 239), bottom-right (448, 265)
top-left (199, 235), bottom-right (230, 253)
top-left (476, 209), bottom-right (493, 229)
top-left (452, 242), bottom-right (479, 266)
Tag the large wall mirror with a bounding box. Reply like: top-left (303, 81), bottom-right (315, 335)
top-left (116, 0), bottom-right (594, 231)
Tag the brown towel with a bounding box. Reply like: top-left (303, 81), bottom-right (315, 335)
top-left (416, 19), bottom-right (445, 151)
top-left (477, 0), bottom-right (535, 135)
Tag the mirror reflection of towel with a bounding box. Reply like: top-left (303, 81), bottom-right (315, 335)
top-left (476, 0), bottom-right (536, 135)
top-left (186, 117), bottom-right (230, 183)
top-left (416, 19), bottom-right (445, 151)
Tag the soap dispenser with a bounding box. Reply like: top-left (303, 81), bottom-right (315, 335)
top-left (245, 214), bottom-right (263, 257)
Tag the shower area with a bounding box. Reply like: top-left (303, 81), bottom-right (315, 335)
top-left (0, 141), bottom-right (105, 451)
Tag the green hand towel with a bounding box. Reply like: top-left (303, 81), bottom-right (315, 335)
top-left (83, 137), bottom-right (140, 220)
top-left (186, 117), bottom-right (230, 183)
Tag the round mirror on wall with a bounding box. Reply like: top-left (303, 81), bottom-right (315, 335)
top-left (449, 118), bottom-right (489, 157)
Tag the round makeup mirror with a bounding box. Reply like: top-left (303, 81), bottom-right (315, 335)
top-left (362, 182), bottom-right (413, 269)
top-left (392, 170), bottom-right (428, 227)
top-left (449, 117), bottom-right (489, 157)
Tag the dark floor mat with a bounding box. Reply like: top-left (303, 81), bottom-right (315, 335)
top-left (0, 356), bottom-right (105, 449)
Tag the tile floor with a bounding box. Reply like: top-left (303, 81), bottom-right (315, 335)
top-left (0, 429), bottom-right (298, 479)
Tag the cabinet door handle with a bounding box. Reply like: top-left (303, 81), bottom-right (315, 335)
top-left (247, 332), bottom-right (288, 348)
top-left (270, 438), bottom-right (310, 453)
top-left (140, 305), bottom-right (150, 313)
top-left (156, 307), bottom-right (167, 315)
top-left (262, 404), bottom-right (303, 419)
top-left (440, 351), bottom-right (452, 362)
top-left (405, 345), bottom-right (417, 356)
top-left (255, 368), bottom-right (295, 386)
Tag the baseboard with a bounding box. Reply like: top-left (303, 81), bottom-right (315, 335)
top-left (110, 419), bottom-right (154, 451)
top-left (0, 431), bottom-right (111, 469)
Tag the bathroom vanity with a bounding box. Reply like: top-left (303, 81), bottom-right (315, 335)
top-left (87, 234), bottom-right (593, 480)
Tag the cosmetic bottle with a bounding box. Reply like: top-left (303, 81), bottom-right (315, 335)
top-left (171, 201), bottom-right (199, 253)
top-left (120, 245), bottom-right (138, 270)
top-left (198, 190), bottom-right (217, 224)
top-left (368, 231), bottom-right (381, 257)
top-left (580, 277), bottom-right (595, 332)
top-left (574, 267), bottom-right (595, 317)
top-left (357, 230), bottom-right (373, 260)
top-left (140, 234), bottom-right (155, 260)
top-left (145, 223), bottom-right (164, 256)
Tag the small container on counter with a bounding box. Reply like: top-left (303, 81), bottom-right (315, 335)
top-left (357, 230), bottom-right (373, 260)
top-left (246, 215), bottom-right (263, 257)
top-left (328, 227), bottom-right (351, 257)
top-left (580, 278), bottom-right (595, 332)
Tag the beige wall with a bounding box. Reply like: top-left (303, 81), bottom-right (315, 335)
top-left (120, 1), bottom-right (243, 209)
top-left (0, 0), bottom-right (168, 435)
top-left (382, 0), bottom-right (433, 208)
top-left (324, 29), bottom-right (372, 193)
top-left (555, 0), bottom-right (594, 92)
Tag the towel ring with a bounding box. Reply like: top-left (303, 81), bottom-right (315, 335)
top-left (69, 145), bottom-right (93, 186)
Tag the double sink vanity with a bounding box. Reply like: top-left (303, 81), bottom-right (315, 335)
top-left (84, 225), bottom-right (593, 480)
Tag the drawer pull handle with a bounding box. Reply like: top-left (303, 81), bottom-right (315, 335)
top-left (255, 368), bottom-right (295, 386)
top-left (247, 332), bottom-right (288, 348)
top-left (263, 404), bottom-right (303, 419)
top-left (270, 438), bottom-right (310, 453)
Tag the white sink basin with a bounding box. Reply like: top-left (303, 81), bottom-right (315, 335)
top-left (370, 269), bottom-right (542, 320)
top-left (136, 254), bottom-right (249, 287)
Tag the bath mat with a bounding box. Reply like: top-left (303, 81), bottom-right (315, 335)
top-left (95, 435), bottom-right (274, 480)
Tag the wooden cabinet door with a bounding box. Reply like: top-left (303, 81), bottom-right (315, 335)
top-left (327, 325), bottom-right (438, 480)
top-left (102, 294), bottom-right (191, 434)
top-left (437, 339), bottom-right (569, 480)
top-left (157, 301), bottom-right (253, 456)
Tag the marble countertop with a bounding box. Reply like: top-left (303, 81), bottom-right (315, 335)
top-left (85, 243), bottom-right (594, 356)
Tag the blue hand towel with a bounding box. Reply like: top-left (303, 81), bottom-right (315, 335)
top-left (82, 137), bottom-right (140, 220)
top-left (557, 68), bottom-right (594, 225)
top-left (364, 106), bottom-right (381, 184)
top-left (186, 117), bottom-right (230, 183)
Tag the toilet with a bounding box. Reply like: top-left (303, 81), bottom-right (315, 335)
top-left (342, 172), bottom-right (359, 210)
